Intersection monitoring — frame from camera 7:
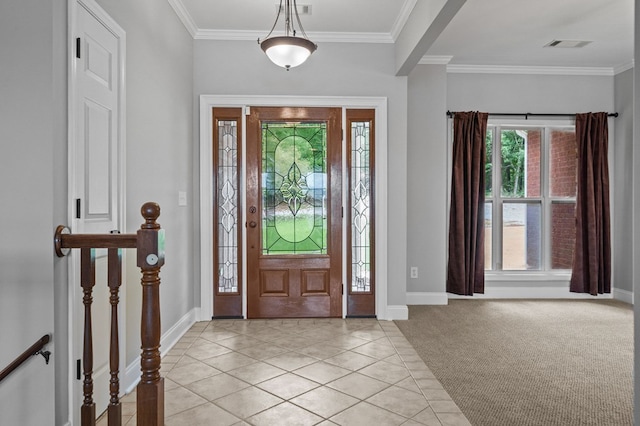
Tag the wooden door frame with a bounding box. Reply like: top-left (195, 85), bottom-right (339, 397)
top-left (68, 0), bottom-right (127, 422)
top-left (199, 95), bottom-right (388, 320)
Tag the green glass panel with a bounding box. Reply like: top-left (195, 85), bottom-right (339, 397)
top-left (262, 122), bottom-right (327, 255)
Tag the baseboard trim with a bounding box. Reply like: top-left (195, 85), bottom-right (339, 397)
top-left (194, 306), bottom-right (204, 321)
top-left (385, 305), bottom-right (409, 320)
top-left (406, 292), bottom-right (448, 305)
top-left (613, 288), bottom-right (633, 305)
top-left (122, 308), bottom-right (197, 393)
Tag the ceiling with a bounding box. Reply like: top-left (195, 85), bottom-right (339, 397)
top-left (172, 0), bottom-right (634, 71)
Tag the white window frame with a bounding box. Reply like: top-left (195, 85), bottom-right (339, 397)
top-left (486, 120), bottom-right (577, 276)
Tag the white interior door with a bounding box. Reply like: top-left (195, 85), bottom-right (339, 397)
top-left (70, 0), bottom-right (125, 421)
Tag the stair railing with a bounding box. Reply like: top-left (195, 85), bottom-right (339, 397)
top-left (55, 202), bottom-right (164, 426)
top-left (0, 334), bottom-right (51, 383)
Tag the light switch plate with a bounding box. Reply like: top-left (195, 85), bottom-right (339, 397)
top-left (178, 191), bottom-right (187, 206)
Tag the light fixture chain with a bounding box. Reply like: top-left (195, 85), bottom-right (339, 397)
top-left (260, 0), bottom-right (284, 42)
top-left (292, 0), bottom-right (310, 39)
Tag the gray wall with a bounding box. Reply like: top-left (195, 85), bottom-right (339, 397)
top-left (193, 40), bottom-right (409, 306)
top-left (407, 64), bottom-right (449, 295)
top-left (0, 0), bottom-right (66, 424)
top-left (613, 68), bottom-right (634, 294)
top-left (94, 0), bottom-right (195, 364)
top-left (447, 73), bottom-right (614, 113)
top-left (634, 3), bottom-right (639, 422)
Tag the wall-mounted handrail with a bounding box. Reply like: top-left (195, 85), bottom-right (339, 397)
top-left (0, 334), bottom-right (51, 383)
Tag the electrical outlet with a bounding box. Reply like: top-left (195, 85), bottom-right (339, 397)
top-left (410, 267), bottom-right (418, 279)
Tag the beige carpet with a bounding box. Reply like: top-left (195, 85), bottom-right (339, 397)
top-left (395, 300), bottom-right (633, 426)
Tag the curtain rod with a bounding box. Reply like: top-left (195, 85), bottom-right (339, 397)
top-left (446, 111), bottom-right (618, 119)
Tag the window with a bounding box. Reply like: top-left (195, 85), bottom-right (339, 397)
top-left (212, 108), bottom-right (243, 317)
top-left (346, 109), bottom-right (375, 316)
top-left (485, 123), bottom-right (577, 272)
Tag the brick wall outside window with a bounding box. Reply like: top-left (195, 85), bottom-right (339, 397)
top-left (524, 129), bottom-right (576, 269)
top-left (526, 131), bottom-right (541, 196)
top-left (549, 130), bottom-right (578, 197)
top-left (549, 130), bottom-right (577, 268)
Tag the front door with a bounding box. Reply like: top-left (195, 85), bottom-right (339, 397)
top-left (246, 107), bottom-right (342, 318)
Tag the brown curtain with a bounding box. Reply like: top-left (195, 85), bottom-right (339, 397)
top-left (447, 112), bottom-right (488, 295)
top-left (570, 112), bottom-right (611, 295)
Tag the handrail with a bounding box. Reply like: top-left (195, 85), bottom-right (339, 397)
top-left (0, 334), bottom-right (51, 383)
top-left (55, 202), bottom-right (165, 426)
top-left (54, 227), bottom-right (137, 256)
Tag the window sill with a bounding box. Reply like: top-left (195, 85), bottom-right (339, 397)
top-left (485, 271), bottom-right (571, 283)
top-left (448, 271), bottom-right (614, 299)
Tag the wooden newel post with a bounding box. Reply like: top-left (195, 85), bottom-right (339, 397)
top-left (136, 202), bottom-right (165, 425)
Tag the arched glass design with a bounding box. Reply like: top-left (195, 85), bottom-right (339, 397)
top-left (261, 122), bottom-right (327, 254)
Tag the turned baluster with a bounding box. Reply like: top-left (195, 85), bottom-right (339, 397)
top-left (107, 248), bottom-right (122, 426)
top-left (136, 202), bottom-right (165, 426)
top-left (80, 248), bottom-right (96, 426)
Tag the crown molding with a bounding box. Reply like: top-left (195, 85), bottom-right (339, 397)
top-left (391, 0), bottom-right (418, 41)
top-left (167, 0), bottom-right (197, 37)
top-left (419, 55), bottom-right (453, 65)
top-left (194, 29), bottom-right (394, 43)
top-left (309, 32), bottom-right (394, 44)
top-left (446, 64), bottom-right (616, 76)
top-left (193, 29), bottom-right (262, 41)
top-left (613, 60), bottom-right (634, 75)
top-left (168, 0), bottom-right (396, 43)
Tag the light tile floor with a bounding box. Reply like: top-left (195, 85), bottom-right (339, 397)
top-left (99, 319), bottom-right (470, 426)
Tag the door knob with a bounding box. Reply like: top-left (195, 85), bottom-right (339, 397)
top-left (249, 221), bottom-right (257, 228)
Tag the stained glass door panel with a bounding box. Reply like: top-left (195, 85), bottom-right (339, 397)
top-left (246, 107), bottom-right (342, 318)
top-left (346, 109), bottom-right (375, 317)
top-left (212, 108), bottom-right (242, 318)
top-left (262, 122), bottom-right (327, 255)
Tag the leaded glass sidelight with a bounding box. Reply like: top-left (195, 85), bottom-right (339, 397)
top-left (350, 121), bottom-right (371, 293)
top-left (217, 120), bottom-right (239, 293)
top-left (262, 122), bottom-right (327, 254)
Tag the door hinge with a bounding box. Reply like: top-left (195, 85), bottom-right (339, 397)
top-left (341, 207), bottom-right (344, 218)
top-left (342, 284), bottom-right (344, 295)
top-left (76, 359), bottom-right (81, 380)
top-left (75, 198), bottom-right (81, 219)
top-left (75, 37), bottom-right (81, 59)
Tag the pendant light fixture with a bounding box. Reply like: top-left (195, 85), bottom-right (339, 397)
top-left (258, 0), bottom-right (317, 70)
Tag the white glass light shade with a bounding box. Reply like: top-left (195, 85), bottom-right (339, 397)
top-left (260, 36), bottom-right (317, 70)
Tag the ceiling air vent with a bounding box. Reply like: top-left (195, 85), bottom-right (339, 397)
top-left (544, 40), bottom-right (591, 48)
top-left (277, 4), bottom-right (312, 15)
